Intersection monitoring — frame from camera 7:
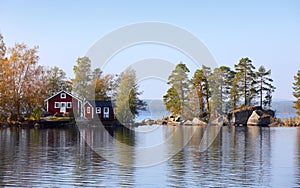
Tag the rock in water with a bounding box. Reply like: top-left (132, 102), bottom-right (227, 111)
top-left (228, 106), bottom-right (273, 126)
top-left (247, 110), bottom-right (271, 126)
top-left (183, 120), bottom-right (193, 125)
top-left (141, 118), bottom-right (155, 125)
top-left (192, 118), bottom-right (207, 126)
top-left (247, 110), bottom-right (261, 125)
top-left (210, 115), bottom-right (229, 126)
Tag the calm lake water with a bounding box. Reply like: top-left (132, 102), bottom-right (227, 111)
top-left (0, 125), bottom-right (299, 187)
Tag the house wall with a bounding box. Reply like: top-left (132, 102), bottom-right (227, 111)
top-left (84, 103), bottom-right (93, 119)
top-left (95, 106), bottom-right (115, 121)
top-left (47, 93), bottom-right (80, 115)
top-left (83, 103), bottom-right (115, 121)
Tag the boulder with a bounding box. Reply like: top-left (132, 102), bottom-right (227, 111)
top-left (247, 110), bottom-right (261, 125)
top-left (260, 116), bottom-right (271, 125)
top-left (247, 110), bottom-right (271, 126)
top-left (162, 116), bottom-right (169, 121)
top-left (141, 118), bottom-right (155, 125)
top-left (228, 106), bottom-right (261, 125)
top-left (170, 115), bottom-right (181, 122)
top-left (192, 118), bottom-right (207, 126)
top-left (183, 120), bottom-right (193, 125)
top-left (210, 115), bottom-right (229, 126)
top-left (227, 106), bottom-right (272, 125)
top-left (266, 109), bottom-right (275, 117)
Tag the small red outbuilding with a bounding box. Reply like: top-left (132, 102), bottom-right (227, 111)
top-left (83, 100), bottom-right (115, 121)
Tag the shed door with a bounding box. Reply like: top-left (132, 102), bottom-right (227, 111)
top-left (60, 102), bottom-right (66, 113)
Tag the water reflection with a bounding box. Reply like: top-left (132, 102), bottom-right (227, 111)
top-left (0, 126), bottom-right (299, 187)
top-left (165, 126), bottom-right (272, 187)
top-left (79, 125), bottom-right (200, 167)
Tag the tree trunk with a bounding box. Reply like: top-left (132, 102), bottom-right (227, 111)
top-left (244, 70), bottom-right (247, 106)
top-left (206, 88), bottom-right (210, 112)
top-left (181, 85), bottom-right (184, 117)
top-left (220, 81), bottom-right (223, 112)
top-left (197, 82), bottom-right (204, 115)
top-left (260, 78), bottom-right (263, 108)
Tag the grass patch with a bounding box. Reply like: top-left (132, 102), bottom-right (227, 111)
top-left (42, 116), bottom-right (72, 121)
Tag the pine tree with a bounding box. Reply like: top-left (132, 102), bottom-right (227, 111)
top-left (192, 65), bottom-right (211, 116)
top-left (263, 89), bottom-right (273, 110)
top-left (256, 66), bottom-right (275, 109)
top-left (293, 70), bottom-right (300, 115)
top-left (202, 65), bottom-right (212, 112)
top-left (163, 87), bottom-right (182, 115)
top-left (192, 69), bottom-right (205, 115)
top-left (234, 57), bottom-right (256, 106)
top-left (184, 88), bottom-right (200, 120)
top-left (210, 66), bottom-right (235, 113)
top-left (229, 72), bottom-right (242, 109)
top-left (164, 62), bottom-right (190, 117)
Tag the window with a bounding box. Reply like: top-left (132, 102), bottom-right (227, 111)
top-left (54, 102), bottom-right (60, 108)
top-left (96, 107), bottom-right (101, 114)
top-left (67, 102), bottom-right (72, 108)
top-left (60, 93), bottom-right (66, 99)
top-left (87, 107), bottom-right (90, 114)
top-left (104, 107), bottom-right (109, 118)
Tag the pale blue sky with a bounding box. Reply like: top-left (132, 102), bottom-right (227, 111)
top-left (1, 0), bottom-right (300, 100)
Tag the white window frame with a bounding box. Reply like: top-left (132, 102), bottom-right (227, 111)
top-left (67, 102), bottom-right (72, 109)
top-left (54, 102), bottom-right (60, 108)
top-left (96, 107), bottom-right (101, 114)
top-left (60, 93), bottom-right (66, 99)
top-left (87, 107), bottom-right (90, 114)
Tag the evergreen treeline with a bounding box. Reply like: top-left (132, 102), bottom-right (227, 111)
top-left (163, 58), bottom-right (276, 120)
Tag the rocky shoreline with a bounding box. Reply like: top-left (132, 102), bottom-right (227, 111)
top-left (138, 106), bottom-right (300, 127)
top-left (1, 106), bottom-right (300, 128)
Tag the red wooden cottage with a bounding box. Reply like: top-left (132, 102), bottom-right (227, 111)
top-left (45, 90), bottom-right (82, 115)
top-left (84, 100), bottom-right (115, 121)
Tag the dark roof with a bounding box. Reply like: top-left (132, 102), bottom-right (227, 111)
top-left (87, 100), bottom-right (113, 108)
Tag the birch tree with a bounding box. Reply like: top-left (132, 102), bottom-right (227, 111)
top-left (73, 56), bottom-right (92, 101)
top-left (114, 67), bottom-right (146, 124)
top-left (0, 33), bottom-right (6, 59)
top-left (46, 66), bottom-right (71, 97)
top-left (92, 68), bottom-right (114, 100)
top-left (0, 43), bottom-right (45, 120)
